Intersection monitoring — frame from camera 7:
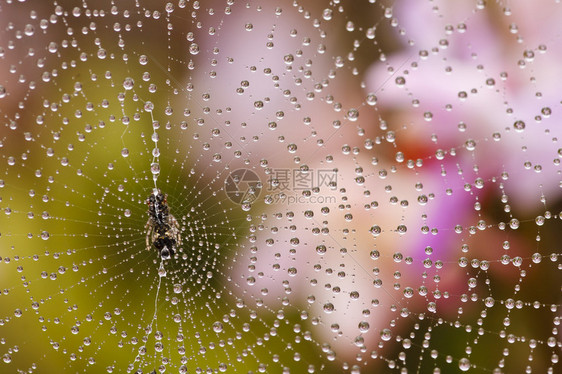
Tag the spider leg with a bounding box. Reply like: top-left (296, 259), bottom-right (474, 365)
top-left (170, 214), bottom-right (182, 247)
top-left (145, 219), bottom-right (153, 251)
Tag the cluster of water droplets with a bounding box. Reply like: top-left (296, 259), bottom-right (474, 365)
top-left (0, 0), bottom-right (561, 373)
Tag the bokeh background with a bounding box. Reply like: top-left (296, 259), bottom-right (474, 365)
top-left (0, 0), bottom-right (561, 373)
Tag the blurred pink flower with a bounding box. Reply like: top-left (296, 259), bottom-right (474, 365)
top-left (367, 0), bottom-right (562, 211)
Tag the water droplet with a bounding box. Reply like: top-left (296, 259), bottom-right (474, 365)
top-left (397, 225), bottom-right (407, 234)
top-left (513, 120), bottom-right (525, 132)
top-left (459, 358), bottom-right (471, 371)
top-left (370, 225), bottom-right (381, 236)
top-left (144, 101), bottom-right (154, 112)
top-left (122, 77), bottom-right (134, 90)
top-left (283, 54), bottom-right (294, 65)
top-left (358, 321), bottom-right (370, 333)
top-left (347, 108), bottom-right (359, 121)
top-left (366, 94), bottom-right (377, 106)
top-left (380, 328), bottom-right (392, 341)
top-left (189, 43), bottom-right (200, 55)
top-left (158, 266), bottom-right (166, 277)
top-left (213, 322), bottom-right (223, 333)
top-left (509, 218), bottom-right (520, 229)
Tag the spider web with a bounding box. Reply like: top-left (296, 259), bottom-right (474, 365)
top-left (0, 0), bottom-right (561, 373)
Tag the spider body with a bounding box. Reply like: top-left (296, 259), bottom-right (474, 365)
top-left (145, 191), bottom-right (181, 259)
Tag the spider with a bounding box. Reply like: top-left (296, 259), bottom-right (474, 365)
top-left (145, 190), bottom-right (181, 260)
